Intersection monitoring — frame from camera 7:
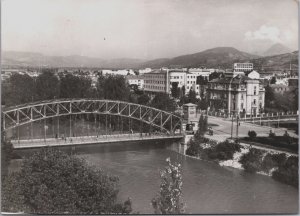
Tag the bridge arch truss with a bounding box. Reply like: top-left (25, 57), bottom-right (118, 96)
top-left (2, 99), bottom-right (182, 134)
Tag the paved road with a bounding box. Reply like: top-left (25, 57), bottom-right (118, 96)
top-left (207, 116), bottom-right (298, 139)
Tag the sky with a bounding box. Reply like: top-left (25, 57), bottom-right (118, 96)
top-left (2, 0), bottom-right (299, 59)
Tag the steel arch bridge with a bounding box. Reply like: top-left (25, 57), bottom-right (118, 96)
top-left (2, 99), bottom-right (182, 134)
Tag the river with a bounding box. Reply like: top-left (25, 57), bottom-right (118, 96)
top-left (9, 140), bottom-right (298, 214)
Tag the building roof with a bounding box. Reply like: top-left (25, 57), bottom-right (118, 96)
top-left (146, 69), bottom-right (167, 74)
top-left (126, 75), bottom-right (144, 80)
top-left (209, 75), bottom-right (252, 84)
top-left (183, 103), bottom-right (197, 107)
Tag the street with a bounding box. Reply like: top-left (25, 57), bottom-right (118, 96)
top-left (207, 116), bottom-right (298, 142)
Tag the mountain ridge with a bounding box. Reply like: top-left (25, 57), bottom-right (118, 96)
top-left (2, 47), bottom-right (298, 73)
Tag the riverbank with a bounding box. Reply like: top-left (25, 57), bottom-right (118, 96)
top-left (6, 140), bottom-right (299, 214)
top-left (184, 137), bottom-right (298, 188)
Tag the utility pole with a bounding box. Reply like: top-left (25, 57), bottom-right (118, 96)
top-left (236, 116), bottom-right (239, 142)
top-left (230, 112), bottom-right (234, 139)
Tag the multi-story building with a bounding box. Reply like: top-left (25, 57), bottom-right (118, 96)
top-left (126, 75), bottom-right (144, 89)
top-left (169, 71), bottom-right (200, 96)
top-left (188, 68), bottom-right (218, 79)
top-left (101, 69), bottom-right (135, 76)
top-left (143, 70), bottom-right (169, 94)
top-left (233, 63), bottom-right (253, 72)
top-left (207, 74), bottom-right (265, 115)
top-left (138, 68), bottom-right (152, 74)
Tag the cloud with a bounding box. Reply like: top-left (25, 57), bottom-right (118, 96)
top-left (245, 25), bottom-right (282, 43)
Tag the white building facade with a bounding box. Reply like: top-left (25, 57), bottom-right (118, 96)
top-left (126, 75), bottom-right (144, 89)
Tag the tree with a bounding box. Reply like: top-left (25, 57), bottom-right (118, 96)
top-left (264, 85), bottom-right (275, 109)
top-left (197, 114), bottom-right (207, 135)
top-left (151, 93), bottom-right (176, 112)
top-left (203, 115), bottom-right (208, 133)
top-left (2, 148), bottom-right (132, 214)
top-left (137, 93), bottom-right (150, 105)
top-left (239, 148), bottom-right (263, 173)
top-left (5, 74), bottom-right (36, 105)
top-left (248, 130), bottom-right (257, 139)
top-left (171, 82), bottom-right (180, 98)
top-left (151, 158), bottom-right (185, 214)
top-left (291, 87), bottom-right (298, 111)
top-left (181, 86), bottom-right (186, 96)
top-left (187, 89), bottom-right (197, 104)
top-left (197, 98), bottom-right (208, 110)
top-left (36, 70), bottom-right (60, 100)
top-left (270, 76), bottom-right (276, 84)
top-left (97, 75), bottom-right (130, 101)
top-left (209, 72), bottom-right (221, 81)
top-left (60, 74), bottom-right (93, 98)
top-left (1, 124), bottom-right (14, 180)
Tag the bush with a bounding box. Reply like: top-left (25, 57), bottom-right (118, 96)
top-left (185, 139), bottom-right (202, 157)
top-left (248, 130), bottom-right (257, 139)
top-left (1, 148), bottom-right (132, 214)
top-left (272, 156), bottom-right (298, 188)
top-left (269, 130), bottom-right (276, 138)
top-left (271, 153), bottom-right (287, 165)
top-left (152, 158), bottom-right (185, 214)
top-left (207, 141), bottom-right (241, 161)
top-left (239, 148), bottom-right (263, 173)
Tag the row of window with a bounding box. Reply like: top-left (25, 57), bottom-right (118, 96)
top-left (145, 75), bottom-right (165, 79)
top-left (170, 75), bottom-right (197, 79)
top-left (210, 93), bottom-right (263, 101)
top-left (144, 85), bottom-right (165, 90)
top-left (145, 80), bottom-right (165, 84)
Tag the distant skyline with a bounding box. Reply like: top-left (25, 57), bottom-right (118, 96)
top-left (2, 0), bottom-right (298, 60)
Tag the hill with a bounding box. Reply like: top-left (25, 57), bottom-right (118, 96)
top-left (2, 48), bottom-right (298, 74)
top-left (252, 51), bottom-right (298, 73)
top-left (1, 51), bottom-right (144, 69)
top-left (263, 43), bottom-right (293, 56)
top-left (140, 47), bottom-right (259, 68)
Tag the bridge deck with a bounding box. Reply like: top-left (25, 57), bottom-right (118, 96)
top-left (11, 133), bottom-right (184, 149)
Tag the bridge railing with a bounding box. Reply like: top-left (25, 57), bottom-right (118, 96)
top-left (11, 133), bottom-right (184, 148)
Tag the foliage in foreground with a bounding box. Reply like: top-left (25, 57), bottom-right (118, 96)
top-left (2, 148), bottom-right (132, 214)
top-left (239, 148), bottom-right (263, 173)
top-left (152, 158), bottom-right (185, 214)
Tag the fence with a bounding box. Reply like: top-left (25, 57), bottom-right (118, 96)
top-left (201, 110), bottom-right (298, 121)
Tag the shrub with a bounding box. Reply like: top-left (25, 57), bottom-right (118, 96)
top-left (272, 156), bottom-right (298, 188)
top-left (269, 130), bottom-right (276, 138)
top-left (248, 130), bottom-right (257, 139)
top-left (152, 158), bottom-right (185, 214)
top-left (185, 139), bottom-right (202, 157)
top-left (239, 148), bottom-right (263, 173)
top-left (271, 153), bottom-right (287, 165)
top-left (207, 141), bottom-right (241, 161)
top-left (1, 148), bottom-right (132, 214)
top-left (261, 153), bottom-right (277, 173)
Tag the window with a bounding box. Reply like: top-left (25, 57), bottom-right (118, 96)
top-left (241, 103), bottom-right (244, 109)
top-left (241, 94), bottom-right (243, 100)
top-left (253, 99), bottom-right (256, 105)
